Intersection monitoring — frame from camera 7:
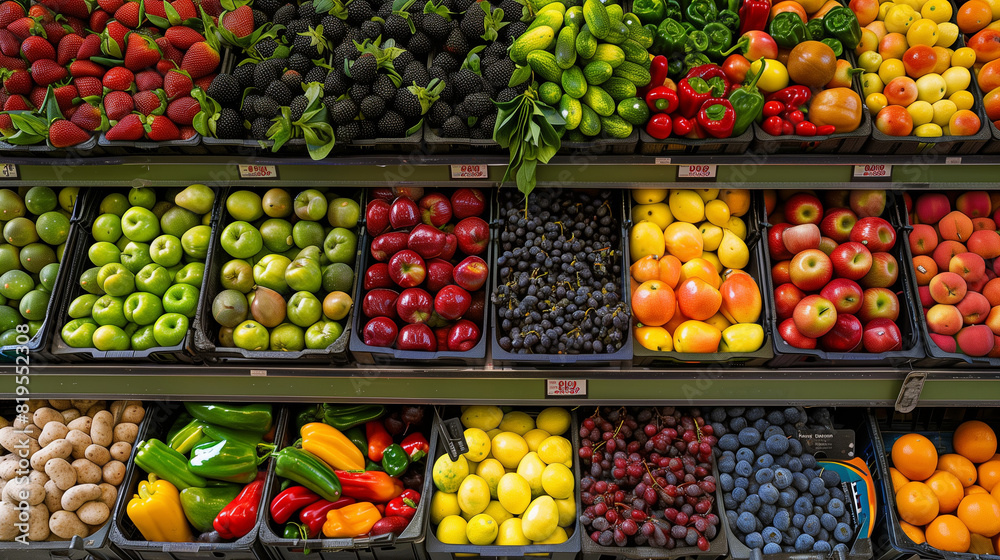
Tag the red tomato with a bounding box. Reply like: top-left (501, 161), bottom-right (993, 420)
top-left (903, 45), bottom-right (938, 78)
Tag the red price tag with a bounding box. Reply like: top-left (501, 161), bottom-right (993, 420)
top-left (677, 164), bottom-right (717, 180)
top-left (546, 379), bottom-right (586, 397)
top-left (238, 164), bottom-right (278, 179)
top-left (853, 164), bottom-right (892, 180)
top-left (450, 164), bottom-right (489, 179)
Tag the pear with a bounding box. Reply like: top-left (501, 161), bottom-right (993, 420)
top-left (174, 184), bottom-right (215, 215)
top-left (250, 286), bottom-right (286, 328)
top-left (718, 229), bottom-right (749, 269)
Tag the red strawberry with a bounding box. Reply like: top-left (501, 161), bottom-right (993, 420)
top-left (170, 0), bottom-right (196, 20)
top-left (28, 4), bottom-right (55, 23)
top-left (178, 125), bottom-right (197, 139)
top-left (103, 21), bottom-right (129, 51)
top-left (0, 1), bottom-right (25, 28)
top-left (0, 30), bottom-right (18, 57)
top-left (144, 0), bottom-right (166, 18)
top-left (0, 55), bottom-right (27, 70)
top-left (200, 0), bottom-right (222, 16)
top-left (2, 69), bottom-right (31, 95)
top-left (70, 101), bottom-right (103, 131)
top-left (123, 32), bottom-right (161, 71)
top-left (133, 89), bottom-right (164, 115)
top-left (77, 33), bottom-right (101, 59)
top-left (166, 95), bottom-right (198, 125)
top-left (40, 21), bottom-right (67, 44)
top-left (56, 34), bottom-right (84, 65)
top-left (68, 60), bottom-right (105, 78)
top-left (63, 15), bottom-right (87, 36)
top-left (73, 76), bottom-right (102, 97)
top-left (0, 114), bottom-right (13, 134)
top-left (102, 66), bottom-right (134, 91)
top-left (103, 90), bottom-right (133, 120)
top-left (7, 17), bottom-right (42, 40)
top-left (30, 59), bottom-right (68, 86)
top-left (3, 94), bottom-right (30, 110)
top-left (97, 0), bottom-right (123, 13)
top-left (143, 114), bottom-right (179, 140)
top-left (135, 69), bottom-right (162, 91)
top-left (89, 9), bottom-right (110, 32)
top-left (28, 86), bottom-right (46, 108)
top-left (20, 37), bottom-right (55, 64)
top-left (220, 5), bottom-right (253, 37)
top-left (48, 119), bottom-right (91, 147)
top-left (53, 84), bottom-right (77, 112)
top-left (180, 41), bottom-right (219, 79)
top-left (114, 1), bottom-right (141, 28)
top-left (43, 0), bottom-right (91, 19)
top-left (164, 26), bottom-right (203, 50)
top-left (193, 72), bottom-right (215, 90)
top-left (163, 68), bottom-right (192, 99)
top-left (105, 113), bottom-right (143, 140)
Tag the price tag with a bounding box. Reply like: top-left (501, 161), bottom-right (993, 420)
top-left (853, 164), bottom-right (892, 180)
top-left (546, 379), bottom-right (586, 397)
top-left (238, 164), bottom-right (278, 179)
top-left (249, 369), bottom-right (267, 377)
top-left (0, 163), bottom-right (17, 179)
top-left (450, 164), bottom-right (489, 179)
top-left (654, 157), bottom-right (672, 165)
top-left (946, 157), bottom-right (962, 164)
top-left (797, 428), bottom-right (856, 459)
top-left (677, 164), bottom-right (717, 180)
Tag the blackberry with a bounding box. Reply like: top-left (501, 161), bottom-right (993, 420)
top-left (496, 87), bottom-right (519, 103)
top-left (343, 27), bottom-right (363, 46)
top-left (286, 18), bottom-right (310, 38)
top-left (441, 115), bottom-right (468, 137)
top-left (402, 60), bottom-right (429, 87)
top-left (422, 12), bottom-right (450, 40)
top-left (377, 110), bottom-right (406, 137)
top-left (483, 40), bottom-right (506, 61)
top-left (335, 121), bottom-right (360, 142)
top-left (289, 95), bottom-right (309, 120)
top-left (372, 74), bottom-right (397, 100)
top-left (460, 2), bottom-right (486, 39)
top-left (254, 96), bottom-right (280, 119)
top-left (485, 57), bottom-right (514, 89)
top-left (297, 1), bottom-right (317, 23)
top-left (251, 116), bottom-right (272, 139)
top-left (361, 20), bottom-right (382, 39)
top-left (338, 38), bottom-right (361, 61)
top-left (304, 66), bottom-right (326, 85)
top-left (376, 2), bottom-right (392, 17)
top-left (470, 125), bottom-right (490, 139)
top-left (292, 28), bottom-right (324, 59)
top-left (452, 68), bottom-right (484, 98)
top-left (478, 110), bottom-right (496, 133)
top-left (407, 31), bottom-right (433, 58)
top-left (346, 0), bottom-right (372, 25)
top-left (253, 9), bottom-right (268, 28)
top-left (349, 83), bottom-right (370, 104)
top-left (350, 54), bottom-right (377, 84)
top-left (281, 69), bottom-right (303, 92)
top-left (253, 59), bottom-right (283, 89)
top-left (453, 102), bottom-right (469, 120)
top-left (207, 73), bottom-right (241, 107)
top-left (443, 28), bottom-right (468, 57)
top-left (511, 78), bottom-right (529, 93)
top-left (320, 15), bottom-right (346, 44)
top-left (383, 14), bottom-right (410, 41)
top-left (253, 37), bottom-right (279, 58)
top-left (499, 0), bottom-right (520, 22)
top-left (289, 53), bottom-right (312, 75)
top-left (241, 94), bottom-right (259, 121)
top-left (431, 51), bottom-right (459, 74)
top-left (359, 95), bottom-right (386, 119)
top-left (324, 71), bottom-right (347, 97)
top-left (427, 99), bottom-right (451, 127)
top-left (464, 92), bottom-right (492, 117)
top-left (454, 0), bottom-right (474, 11)
top-left (215, 108), bottom-right (244, 139)
top-left (331, 98), bottom-right (358, 124)
top-left (480, 55), bottom-right (498, 70)
top-left (503, 21), bottom-right (527, 43)
top-left (265, 81), bottom-right (293, 106)
top-left (273, 3), bottom-right (297, 25)
top-left (322, 95), bottom-right (338, 115)
top-left (358, 119), bottom-right (377, 139)
top-left (256, 0), bottom-right (282, 15)
top-left (393, 88), bottom-right (423, 118)
top-left (392, 51), bottom-right (415, 75)
top-left (233, 62), bottom-right (255, 90)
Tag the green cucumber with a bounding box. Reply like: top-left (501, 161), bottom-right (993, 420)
top-left (616, 97), bottom-right (649, 126)
top-left (575, 24), bottom-right (597, 59)
top-left (600, 114), bottom-right (632, 138)
top-left (561, 65), bottom-right (588, 98)
top-left (510, 26), bottom-right (556, 64)
top-left (611, 60), bottom-right (651, 86)
top-left (603, 20), bottom-right (629, 44)
top-left (539, 81), bottom-right (563, 105)
top-left (582, 0), bottom-right (610, 39)
top-left (621, 39), bottom-right (649, 65)
top-left (583, 60), bottom-right (613, 85)
top-left (528, 10), bottom-right (563, 33)
top-left (602, 77), bottom-right (637, 101)
top-left (555, 26), bottom-right (577, 69)
top-left (527, 51), bottom-right (563, 82)
top-left (559, 94), bottom-right (583, 130)
top-left (581, 84), bottom-right (615, 117)
top-left (606, 3), bottom-right (623, 22)
top-left (564, 6), bottom-right (584, 29)
top-left (623, 14), bottom-right (654, 48)
top-left (591, 44), bottom-right (625, 67)
top-left (579, 104), bottom-right (601, 136)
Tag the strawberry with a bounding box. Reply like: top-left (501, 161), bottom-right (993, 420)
top-left (28, 86), bottom-right (45, 108)
top-left (20, 37), bottom-right (55, 64)
top-left (135, 69), bottom-right (162, 91)
top-left (166, 95), bottom-right (198, 125)
top-left (28, 5), bottom-right (55, 23)
top-left (53, 84), bottom-right (77, 112)
top-left (102, 66), bottom-right (134, 91)
top-left (89, 9), bottom-right (110, 32)
top-left (68, 60), bottom-right (105, 78)
top-left (220, 5), bottom-right (254, 38)
top-left (73, 76), bottom-right (102, 97)
top-left (2, 69), bottom-right (31, 95)
top-left (0, 55), bottom-right (27, 71)
top-left (96, 0), bottom-right (123, 13)
top-left (144, 0), bottom-right (166, 18)
top-left (163, 68), bottom-right (192, 99)
top-left (0, 114), bottom-right (13, 134)
top-left (0, 30), bottom-right (18, 57)
top-left (7, 17), bottom-right (42, 40)
top-left (200, 0), bottom-right (222, 16)
top-left (178, 125), bottom-right (196, 139)
top-left (124, 32), bottom-right (161, 71)
top-left (169, 0), bottom-right (196, 20)
top-left (3, 94), bottom-right (30, 111)
top-left (103, 90), bottom-right (133, 120)
top-left (143, 114), bottom-right (179, 140)
top-left (114, 1), bottom-right (141, 28)
top-left (43, 0), bottom-right (91, 19)
top-left (40, 21), bottom-right (67, 44)
top-left (105, 112), bottom-right (143, 140)
top-left (70, 101), bottom-right (103, 131)
top-left (132, 89), bottom-right (164, 115)
top-left (48, 119), bottom-right (91, 147)
top-left (0, 1), bottom-right (25, 28)
top-left (63, 15), bottom-right (87, 36)
top-left (193, 72), bottom-right (214, 90)
top-left (164, 26), bottom-right (203, 50)
top-left (30, 59), bottom-right (68, 86)
top-left (180, 41), bottom-right (218, 79)
top-left (56, 33), bottom-right (85, 65)
top-left (77, 33), bottom-right (101, 59)
top-left (103, 21), bottom-right (129, 51)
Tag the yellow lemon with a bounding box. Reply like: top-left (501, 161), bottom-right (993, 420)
top-left (629, 221), bottom-right (666, 261)
top-left (932, 99), bottom-right (958, 126)
top-left (537, 435), bottom-right (573, 466)
top-left (907, 100), bottom-right (935, 126)
top-left (704, 199), bottom-right (731, 227)
top-left (631, 203), bottom-right (673, 230)
top-left (669, 190), bottom-right (706, 223)
top-left (635, 326), bottom-right (672, 351)
top-left (476, 458), bottom-right (506, 499)
top-left (720, 323), bottom-right (765, 353)
top-left (491, 432), bottom-right (529, 469)
top-left (466, 514), bottom-right (498, 545)
top-left (884, 4), bottom-right (917, 34)
top-left (906, 18), bottom-right (939, 46)
top-left (433, 453), bottom-right (470, 493)
top-left (942, 66), bottom-right (970, 97)
top-left (498, 411), bottom-right (535, 435)
top-left (541, 463), bottom-right (575, 499)
top-left (950, 90), bottom-right (974, 110)
top-left (700, 251), bottom-right (723, 274)
top-left (866, 92), bottom-right (888, 115)
top-left (534, 527), bottom-right (569, 545)
top-left (484, 500), bottom-right (514, 526)
top-left (430, 492), bottom-right (461, 525)
top-left (953, 47), bottom-right (976, 68)
top-left (461, 406), bottom-right (503, 431)
top-left (725, 216), bottom-right (746, 240)
top-left (555, 497), bottom-right (576, 527)
top-left (497, 472), bottom-right (532, 514)
top-left (457, 474), bottom-right (491, 515)
top-left (935, 21), bottom-right (958, 47)
top-left (436, 515), bottom-right (469, 545)
top-left (516, 452), bottom-right (547, 498)
top-left (915, 73), bottom-right (947, 103)
top-left (495, 518), bottom-right (531, 546)
top-left (523, 428), bottom-right (551, 453)
top-left (699, 222), bottom-right (723, 251)
top-left (914, 123), bottom-right (944, 137)
top-left (486, 428), bottom-right (502, 440)
top-left (535, 407), bottom-right (571, 436)
top-left (694, 188), bottom-right (719, 202)
top-left (463, 428), bottom-right (491, 462)
top-left (521, 496), bottom-right (559, 541)
top-left (921, 0), bottom-right (952, 22)
top-left (705, 312), bottom-right (732, 333)
top-left (632, 189), bottom-right (667, 204)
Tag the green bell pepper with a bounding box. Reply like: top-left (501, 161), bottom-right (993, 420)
top-left (188, 439), bottom-right (274, 484)
top-left (703, 22), bottom-right (732, 59)
top-left (185, 403), bottom-right (273, 434)
top-left (666, 0), bottom-right (682, 20)
top-left (684, 52), bottom-right (712, 74)
top-left (728, 61), bottom-right (765, 136)
top-left (168, 419), bottom-right (213, 455)
top-left (203, 423), bottom-right (266, 448)
top-left (684, 0), bottom-right (717, 28)
top-left (381, 444), bottom-right (409, 477)
top-left (822, 37), bottom-right (844, 56)
top-left (273, 446), bottom-right (342, 502)
top-left (166, 412), bottom-right (194, 443)
top-left (716, 9), bottom-right (739, 34)
top-left (135, 439), bottom-right (207, 490)
top-left (768, 11), bottom-right (809, 49)
top-left (633, 0), bottom-right (666, 24)
top-left (179, 483), bottom-right (242, 533)
top-left (686, 30), bottom-right (709, 53)
top-left (707, 75), bottom-right (728, 97)
top-left (807, 18), bottom-right (826, 40)
top-left (321, 404), bottom-right (385, 431)
top-left (668, 56), bottom-right (686, 78)
top-left (823, 6), bottom-right (862, 50)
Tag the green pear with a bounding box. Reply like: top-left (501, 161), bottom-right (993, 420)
top-left (174, 184), bottom-right (215, 215)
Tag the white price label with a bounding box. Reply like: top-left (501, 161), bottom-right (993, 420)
top-left (678, 164), bottom-right (717, 179)
top-left (450, 164), bottom-right (489, 179)
top-left (0, 163), bottom-right (17, 178)
top-left (238, 164), bottom-right (278, 179)
top-left (546, 379), bottom-right (586, 397)
top-left (249, 369), bottom-right (267, 377)
top-left (853, 164), bottom-right (892, 179)
top-left (654, 157), bottom-right (672, 165)
top-left (946, 157), bottom-right (963, 164)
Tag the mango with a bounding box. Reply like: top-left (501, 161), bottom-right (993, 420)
top-left (669, 190), bottom-right (706, 223)
top-left (521, 496), bottom-right (559, 541)
top-left (631, 203), bottom-right (673, 230)
top-left (629, 222), bottom-right (665, 261)
top-left (720, 323), bottom-right (765, 352)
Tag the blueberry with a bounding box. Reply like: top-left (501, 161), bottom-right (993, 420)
top-left (719, 454), bottom-right (736, 474)
top-left (733, 487), bottom-right (748, 501)
top-left (792, 472), bottom-right (810, 492)
top-left (738, 427), bottom-right (762, 447)
top-left (754, 418), bottom-right (770, 433)
top-left (746, 407), bottom-right (766, 421)
top-left (730, 417), bottom-right (748, 432)
top-left (823, 470), bottom-right (842, 488)
top-left (794, 496), bottom-right (814, 516)
top-left (736, 476), bottom-right (750, 490)
top-left (749, 482), bottom-right (760, 495)
top-left (819, 529), bottom-right (830, 542)
top-left (773, 512), bottom-right (791, 533)
top-left (831, 488), bottom-right (846, 503)
top-left (759, 483), bottom-right (780, 505)
top-left (795, 533), bottom-right (815, 552)
top-left (803, 515), bottom-right (821, 536)
top-left (778, 490), bottom-right (797, 507)
top-left (813, 540), bottom-right (832, 553)
top-left (784, 407), bottom-right (803, 423)
top-left (745, 532), bottom-right (764, 549)
top-left (710, 408), bottom-right (728, 423)
top-left (744, 494), bottom-right (762, 513)
top-left (763, 543), bottom-right (782, 554)
top-left (787, 438), bottom-right (803, 457)
top-left (727, 510), bottom-right (740, 528)
top-left (719, 434), bottom-right (740, 452)
top-left (721, 473), bottom-right (735, 492)
top-left (802, 454), bottom-right (817, 469)
top-left (815, 492), bottom-right (831, 508)
top-left (759, 504), bottom-right (777, 525)
top-left (821, 513), bottom-right (838, 532)
top-left (728, 407), bottom-right (746, 418)
top-left (805, 469), bottom-right (818, 480)
top-left (784, 526), bottom-right (801, 545)
top-left (783, 423), bottom-right (799, 437)
top-left (789, 458), bottom-right (804, 473)
top-left (809, 477), bottom-right (827, 496)
top-left (828, 498), bottom-right (846, 517)
top-left (756, 468), bottom-right (775, 484)
top-left (834, 523), bottom-right (852, 543)
top-left (764, 425), bottom-right (785, 439)
top-left (736, 460), bottom-right (754, 478)
top-left (775, 454), bottom-right (792, 468)
top-left (737, 448), bottom-right (755, 464)
top-left (813, 506), bottom-right (825, 517)
top-left (773, 468), bottom-right (793, 489)
top-left (766, 434), bottom-right (790, 455)
top-left (737, 511), bottom-right (757, 534)
top-left (792, 513), bottom-right (806, 529)
top-left (756, 454), bottom-right (775, 469)
top-left (712, 422), bottom-right (728, 437)
top-left (724, 494), bottom-right (738, 511)
top-left (762, 526), bottom-right (782, 545)
top-left (767, 410), bottom-right (786, 426)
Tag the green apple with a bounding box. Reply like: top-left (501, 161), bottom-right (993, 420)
top-left (92, 214), bottom-right (122, 243)
top-left (136, 264), bottom-right (172, 297)
top-left (123, 321), bottom-right (138, 339)
top-left (26, 320), bottom-right (41, 337)
top-left (61, 318), bottom-right (97, 348)
top-left (131, 324), bottom-right (157, 350)
top-left (260, 219), bottom-right (294, 253)
top-left (92, 325), bottom-right (129, 351)
top-left (92, 295), bottom-right (127, 327)
top-left (150, 235), bottom-right (183, 267)
top-left (128, 187), bottom-right (157, 209)
top-left (322, 263), bottom-right (354, 294)
top-left (58, 187), bottom-right (79, 214)
top-left (160, 206), bottom-right (200, 238)
top-left (0, 269), bottom-right (33, 299)
top-left (181, 225), bottom-right (211, 259)
top-left (36, 211), bottom-right (69, 245)
top-left (285, 247), bottom-right (321, 292)
top-left (88, 241), bottom-right (121, 266)
top-left (294, 190), bottom-right (327, 222)
top-left (124, 292), bottom-right (163, 326)
top-left (0, 305), bottom-right (17, 332)
top-left (55, 242), bottom-right (65, 261)
top-left (163, 283), bottom-right (200, 318)
top-left (98, 263), bottom-right (135, 297)
top-left (221, 221), bottom-right (263, 259)
top-left (121, 207), bottom-right (161, 242)
top-left (292, 221), bottom-right (325, 249)
top-left (270, 322), bottom-right (305, 351)
top-left (116, 235), bottom-right (131, 251)
top-left (68, 294), bottom-right (100, 319)
top-left (121, 242), bottom-right (153, 273)
top-left (218, 326), bottom-right (235, 347)
top-left (24, 187), bottom-right (56, 214)
top-left (175, 184), bottom-right (215, 215)
top-left (79, 267), bottom-right (105, 296)
top-left (323, 228), bottom-right (357, 264)
top-left (99, 193), bottom-right (129, 217)
top-left (175, 262), bottom-right (205, 287)
top-left (327, 198), bottom-right (360, 228)
top-left (220, 259), bottom-right (254, 292)
top-left (253, 253), bottom-right (291, 293)
top-left (166, 262), bottom-right (184, 281)
top-left (19, 289), bottom-right (49, 321)
top-left (305, 319), bottom-right (344, 349)
top-left (233, 320), bottom-right (269, 350)
top-left (227, 190), bottom-right (264, 222)
top-left (38, 262), bottom-right (58, 292)
top-left (287, 291), bottom-right (322, 328)
top-left (153, 312), bottom-right (189, 346)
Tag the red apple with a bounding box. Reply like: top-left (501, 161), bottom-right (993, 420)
top-left (793, 295), bottom-right (838, 338)
top-left (782, 223), bottom-right (822, 254)
top-left (928, 332), bottom-right (957, 352)
top-left (916, 193), bottom-right (951, 224)
top-left (407, 224), bottom-right (447, 259)
top-left (370, 188), bottom-right (395, 201)
top-left (850, 217), bottom-right (896, 252)
top-left (970, 274), bottom-right (989, 293)
top-left (927, 304), bottom-right (963, 335)
top-left (789, 249), bottom-right (833, 291)
top-left (933, 240), bottom-right (968, 271)
top-left (363, 317), bottom-right (398, 347)
top-left (450, 188), bottom-right (486, 219)
top-left (973, 217), bottom-right (997, 232)
top-left (774, 283), bottom-right (807, 320)
top-left (956, 191), bottom-right (992, 218)
top-left (820, 207), bottom-right (858, 243)
top-left (769, 223), bottom-right (795, 260)
top-left (785, 193), bottom-right (824, 225)
top-left (918, 285), bottom-right (934, 308)
top-left (909, 224), bottom-right (939, 256)
top-left (426, 259), bottom-right (454, 292)
top-left (388, 250), bottom-right (426, 288)
top-left (824, 191), bottom-right (851, 210)
top-left (364, 263), bottom-right (394, 290)
top-left (392, 186), bottom-right (425, 200)
top-left (447, 319), bottom-right (481, 351)
top-left (396, 288), bottom-right (433, 324)
top-left (389, 197), bottom-right (420, 230)
top-left (440, 233), bottom-right (458, 261)
top-left (860, 252), bottom-right (898, 289)
top-left (821, 279), bottom-right (864, 315)
top-left (370, 232), bottom-right (409, 262)
top-left (929, 271), bottom-right (967, 304)
top-left (362, 288), bottom-right (399, 319)
top-left (454, 217), bottom-right (489, 256)
top-left (366, 199), bottom-right (391, 236)
top-left (967, 229), bottom-right (1000, 259)
top-left (453, 256), bottom-right (489, 291)
top-left (435, 285), bottom-right (471, 320)
top-left (850, 190), bottom-right (887, 218)
top-left (862, 318), bottom-right (903, 353)
top-left (397, 323), bottom-right (437, 351)
top-left (418, 193), bottom-right (452, 227)
top-left (779, 318), bottom-right (817, 349)
top-left (957, 291), bottom-right (990, 325)
top-left (956, 324), bottom-right (995, 356)
top-left (860, 287), bottom-right (900, 323)
top-left (772, 261), bottom-right (792, 285)
top-left (819, 314), bottom-right (864, 352)
top-left (949, 252), bottom-right (986, 283)
top-left (466, 290), bottom-right (486, 325)
top-left (819, 237), bottom-right (838, 256)
top-left (830, 242), bottom-right (873, 281)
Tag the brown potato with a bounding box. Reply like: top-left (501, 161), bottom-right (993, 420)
top-left (90, 411), bottom-right (113, 448)
top-left (28, 503), bottom-right (49, 541)
top-left (76, 501), bottom-right (109, 526)
top-left (71, 459), bottom-right (101, 485)
top-left (61, 484), bottom-right (101, 511)
top-left (101, 461), bottom-right (125, 486)
top-left (84, 444), bottom-right (110, 467)
top-left (112, 423), bottom-right (137, 445)
top-left (32, 408), bottom-right (65, 428)
top-left (49, 511), bottom-right (87, 539)
top-left (97, 483), bottom-right (117, 510)
top-left (29, 439), bottom-right (72, 471)
top-left (64, 431), bottom-right (92, 461)
top-left (47, 400), bottom-right (72, 411)
top-left (109, 442), bottom-right (131, 463)
top-left (43, 480), bottom-right (64, 513)
top-left (44, 458), bottom-right (76, 490)
top-left (38, 422), bottom-right (69, 447)
top-left (66, 417), bottom-right (92, 433)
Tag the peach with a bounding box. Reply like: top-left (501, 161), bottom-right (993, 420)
top-left (968, 229), bottom-right (1000, 259)
top-left (927, 304), bottom-right (964, 335)
top-left (986, 306), bottom-right (1000, 335)
top-left (958, 292), bottom-right (991, 325)
top-left (956, 325), bottom-right (995, 357)
top-left (879, 34), bottom-right (910, 62)
top-left (949, 252), bottom-right (987, 283)
top-left (970, 274), bottom-right (990, 293)
top-left (984, 278), bottom-right (1000, 306)
top-left (934, 240), bottom-right (968, 271)
top-left (910, 224), bottom-right (939, 255)
top-left (930, 332), bottom-right (958, 353)
top-left (930, 272), bottom-right (968, 304)
top-left (916, 193), bottom-right (951, 225)
top-left (912, 255), bottom-right (939, 285)
top-left (973, 218), bottom-right (997, 231)
top-left (919, 285), bottom-right (934, 308)
top-left (957, 191), bottom-right (993, 218)
top-left (939, 211), bottom-right (975, 242)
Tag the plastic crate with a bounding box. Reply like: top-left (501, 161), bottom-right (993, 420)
top-left (979, 120), bottom-right (1000, 154)
top-left (110, 402), bottom-right (284, 560)
top-left (0, 400), bottom-right (151, 560)
top-left (350, 128), bottom-right (424, 153)
top-left (489, 189), bottom-right (633, 368)
top-left (98, 133), bottom-right (208, 156)
top-left (638, 127), bottom-right (753, 155)
top-left (258, 405), bottom-right (431, 560)
top-left (423, 125), bottom-right (502, 154)
top-left (861, 407), bottom-right (1000, 560)
top-left (192, 186), bottom-right (359, 365)
top-left (630, 190), bottom-right (775, 367)
top-left (0, 136), bottom-right (100, 157)
top-left (560, 131), bottom-right (640, 155)
top-left (423, 406), bottom-right (583, 560)
top-left (766, 192), bottom-right (925, 368)
top-left (49, 186), bottom-right (223, 363)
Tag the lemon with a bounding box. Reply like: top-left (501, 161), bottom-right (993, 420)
top-left (476, 458), bottom-right (506, 499)
top-left (537, 435), bottom-right (573, 467)
top-left (521, 496), bottom-right (559, 541)
top-left (694, 188), bottom-right (719, 202)
top-left (534, 526), bottom-right (569, 545)
top-left (932, 99), bottom-right (958, 126)
top-left (704, 199), bottom-right (731, 228)
top-left (907, 100), bottom-right (934, 126)
top-left (430, 492), bottom-right (462, 525)
top-left (436, 515), bottom-right (469, 545)
top-left (699, 223), bottom-right (723, 251)
top-left (491, 432), bottom-right (529, 468)
top-left (629, 221), bottom-right (666, 261)
top-left (523, 428), bottom-right (551, 452)
top-left (669, 190), bottom-right (706, 223)
top-left (631, 189), bottom-right (667, 204)
top-left (466, 514), bottom-right (498, 545)
top-left (535, 407), bottom-right (571, 436)
top-left (457, 474), bottom-right (490, 515)
top-left (462, 428), bottom-right (491, 462)
top-left (433, 454), bottom-right (470, 493)
top-left (555, 497), bottom-right (576, 527)
top-left (461, 406), bottom-right (503, 430)
top-left (486, 428), bottom-right (502, 440)
top-left (631, 203), bottom-right (673, 230)
top-left (498, 411), bottom-right (534, 435)
top-left (497, 472), bottom-right (531, 514)
top-left (484, 500), bottom-right (514, 526)
top-left (725, 216), bottom-right (746, 240)
top-left (541, 463), bottom-right (575, 499)
top-left (495, 518), bottom-right (531, 546)
top-left (516, 452), bottom-right (547, 498)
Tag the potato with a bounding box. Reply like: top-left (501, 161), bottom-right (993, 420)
top-left (0, 428), bottom-right (40, 458)
top-left (0, 460), bottom-right (18, 481)
top-left (72, 459), bottom-right (101, 485)
top-left (43, 458), bottom-right (75, 491)
top-left (84, 445), bottom-right (110, 467)
top-left (76, 501), bottom-right (109, 526)
top-left (98, 483), bottom-right (117, 510)
top-left (61, 409), bottom-right (81, 423)
top-left (28, 503), bottom-right (49, 541)
top-left (61, 484), bottom-right (101, 511)
top-left (49, 510), bottom-right (88, 539)
top-left (65, 430), bottom-right (92, 460)
top-left (43, 480), bottom-right (64, 513)
top-left (121, 405), bottom-right (145, 425)
top-left (47, 400), bottom-right (72, 411)
top-left (112, 423), bottom-right (137, 445)
top-left (66, 417), bottom-right (92, 433)
top-left (102, 461), bottom-right (125, 486)
top-left (29, 439), bottom-right (72, 471)
top-left (38, 422), bottom-right (69, 447)
top-left (85, 404), bottom-right (106, 418)
top-left (4, 480), bottom-right (44, 506)
top-left (0, 502), bottom-right (20, 541)
top-left (25, 400), bottom-right (45, 413)
top-left (19, 424), bottom-right (40, 440)
top-left (12, 416), bottom-right (30, 431)
top-left (90, 411), bottom-right (113, 448)
top-left (109, 442), bottom-right (131, 463)
top-left (70, 400), bottom-right (98, 414)
top-left (28, 470), bottom-right (48, 486)
top-left (32, 408), bottom-right (65, 428)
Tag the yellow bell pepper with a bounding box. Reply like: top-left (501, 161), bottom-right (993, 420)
top-left (323, 502), bottom-right (382, 538)
top-left (127, 475), bottom-right (194, 543)
top-left (301, 422), bottom-right (365, 471)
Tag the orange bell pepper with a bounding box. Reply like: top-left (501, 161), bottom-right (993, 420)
top-left (323, 502), bottom-right (382, 538)
top-left (301, 422), bottom-right (366, 471)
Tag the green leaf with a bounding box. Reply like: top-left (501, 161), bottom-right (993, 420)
top-left (165, 1), bottom-right (182, 25)
top-left (405, 118), bottom-right (423, 136)
top-left (313, 0), bottom-right (334, 12)
top-left (508, 64), bottom-right (530, 87)
top-left (145, 12), bottom-right (169, 28)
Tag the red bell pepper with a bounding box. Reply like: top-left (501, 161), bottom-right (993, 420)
top-left (673, 116), bottom-right (694, 136)
top-left (299, 497), bottom-right (356, 538)
top-left (678, 77), bottom-right (714, 119)
top-left (766, 85), bottom-right (811, 109)
top-left (400, 433), bottom-right (429, 462)
top-left (385, 489), bottom-right (419, 520)
top-left (370, 516), bottom-right (411, 536)
top-left (685, 64), bottom-right (728, 83)
top-left (697, 98), bottom-right (736, 138)
top-left (645, 87), bottom-right (679, 114)
top-left (646, 113), bottom-right (673, 139)
top-left (739, 0), bottom-right (772, 35)
top-left (271, 485), bottom-right (321, 525)
top-left (214, 472), bottom-right (266, 540)
top-left (366, 421), bottom-right (393, 462)
top-left (336, 470), bottom-right (405, 503)
top-left (639, 55), bottom-right (671, 97)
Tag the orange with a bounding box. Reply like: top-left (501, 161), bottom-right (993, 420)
top-left (632, 280), bottom-right (676, 327)
top-left (676, 278), bottom-right (722, 322)
top-left (912, 255), bottom-right (939, 285)
top-left (954, 420), bottom-right (998, 463)
top-left (992, 481), bottom-right (1000, 502)
top-left (663, 222), bottom-right (704, 263)
top-left (966, 485), bottom-right (989, 496)
top-left (958, 0), bottom-right (992, 33)
top-left (900, 521), bottom-right (926, 545)
top-left (890, 467), bottom-right (911, 493)
top-left (897, 481), bottom-right (941, 526)
top-left (719, 189), bottom-right (750, 217)
top-left (978, 460), bottom-right (1000, 492)
top-left (939, 454), bottom-right (978, 487)
top-left (892, 433), bottom-right (940, 481)
top-left (925, 515), bottom-right (971, 553)
top-left (630, 255), bottom-right (661, 283)
top-left (658, 255), bottom-right (682, 288)
top-left (927, 470), bottom-right (966, 513)
top-left (957, 494), bottom-right (1000, 537)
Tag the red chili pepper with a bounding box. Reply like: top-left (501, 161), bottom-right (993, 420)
top-left (400, 433), bottom-right (429, 462)
top-left (762, 101), bottom-right (784, 117)
top-left (739, 0), bottom-right (772, 36)
top-left (678, 77), bottom-right (714, 118)
top-left (781, 120), bottom-right (794, 135)
top-left (645, 86), bottom-right (679, 114)
top-left (639, 55), bottom-right (671, 97)
top-left (214, 472), bottom-right (266, 540)
top-left (673, 115), bottom-right (694, 136)
top-left (299, 497), bottom-right (356, 538)
top-left (795, 121), bottom-right (817, 136)
top-left (786, 110), bottom-right (804, 124)
top-left (366, 420), bottom-right (393, 462)
top-left (370, 516), bottom-right (411, 536)
top-left (385, 489), bottom-right (420, 520)
top-left (762, 115), bottom-right (784, 136)
top-left (271, 485), bottom-right (321, 525)
top-left (816, 124), bottom-right (837, 135)
top-left (336, 470), bottom-right (405, 503)
top-left (766, 85), bottom-right (811, 108)
top-left (697, 98), bottom-right (736, 139)
top-left (646, 113), bottom-right (673, 139)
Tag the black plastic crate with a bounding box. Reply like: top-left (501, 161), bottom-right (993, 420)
top-left (49, 186), bottom-right (222, 362)
top-left (350, 129), bottom-right (424, 153)
top-left (98, 133), bottom-right (208, 156)
top-left (766, 192), bottom-right (925, 367)
top-left (423, 125), bottom-right (502, 154)
top-left (638, 127), bottom-right (753, 155)
top-left (752, 108), bottom-right (872, 155)
top-left (348, 188), bottom-right (493, 366)
top-left (0, 136), bottom-right (100, 157)
top-left (423, 406), bottom-right (583, 560)
top-left (192, 186), bottom-right (360, 365)
top-left (629, 190), bottom-right (775, 367)
top-left (489, 189), bottom-right (633, 368)
top-left (110, 402), bottom-right (283, 560)
top-left (979, 120), bottom-right (1000, 154)
top-left (560, 131), bottom-right (639, 155)
top-left (258, 405), bottom-right (431, 560)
